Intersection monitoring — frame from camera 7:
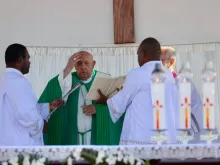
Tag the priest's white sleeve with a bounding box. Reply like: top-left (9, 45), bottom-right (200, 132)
top-left (58, 70), bottom-right (72, 102)
top-left (37, 103), bottom-right (50, 120)
top-left (8, 79), bottom-right (44, 142)
top-left (107, 71), bottom-right (140, 123)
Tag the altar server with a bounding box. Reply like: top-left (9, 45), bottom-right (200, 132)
top-left (96, 37), bottom-right (179, 145)
top-left (0, 44), bottom-right (64, 146)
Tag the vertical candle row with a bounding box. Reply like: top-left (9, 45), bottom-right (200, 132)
top-left (202, 61), bottom-right (216, 130)
top-left (178, 62), bottom-right (192, 130)
top-left (151, 63), bottom-right (166, 131)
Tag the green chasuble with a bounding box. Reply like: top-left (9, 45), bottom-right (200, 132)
top-left (38, 70), bottom-right (123, 145)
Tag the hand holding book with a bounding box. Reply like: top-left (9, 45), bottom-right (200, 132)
top-left (86, 72), bottom-right (125, 101)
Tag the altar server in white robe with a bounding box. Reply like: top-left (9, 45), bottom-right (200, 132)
top-left (0, 43), bottom-right (64, 146)
top-left (161, 47), bottom-right (203, 142)
top-left (96, 37), bottom-right (179, 145)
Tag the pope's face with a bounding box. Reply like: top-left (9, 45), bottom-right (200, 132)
top-left (161, 57), bottom-right (171, 68)
top-left (75, 52), bottom-right (96, 81)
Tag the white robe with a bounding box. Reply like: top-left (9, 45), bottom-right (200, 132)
top-left (0, 68), bottom-right (49, 146)
top-left (107, 61), bottom-right (179, 145)
top-left (58, 71), bottom-right (92, 145)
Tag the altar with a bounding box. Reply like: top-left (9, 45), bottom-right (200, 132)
top-left (1, 144), bottom-right (220, 165)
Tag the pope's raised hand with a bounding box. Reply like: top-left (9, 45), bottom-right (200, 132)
top-left (65, 53), bottom-right (82, 71)
top-left (49, 99), bottom-right (65, 111)
top-left (63, 53), bottom-right (82, 78)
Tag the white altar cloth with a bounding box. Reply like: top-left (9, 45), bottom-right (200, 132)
top-left (1, 144), bottom-right (220, 162)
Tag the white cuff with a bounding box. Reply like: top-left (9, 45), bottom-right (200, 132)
top-left (37, 103), bottom-right (50, 120)
top-left (58, 70), bottom-right (72, 102)
top-left (29, 118), bottom-right (44, 143)
top-left (107, 99), bottom-right (121, 123)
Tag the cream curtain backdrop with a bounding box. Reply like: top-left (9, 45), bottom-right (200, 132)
top-left (26, 43), bottom-right (220, 132)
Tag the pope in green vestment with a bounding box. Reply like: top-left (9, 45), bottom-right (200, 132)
top-left (38, 51), bottom-right (124, 145)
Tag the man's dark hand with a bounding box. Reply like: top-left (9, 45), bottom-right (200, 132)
top-left (95, 89), bottom-right (108, 104)
top-left (116, 85), bottom-right (123, 92)
top-left (49, 99), bottom-right (65, 111)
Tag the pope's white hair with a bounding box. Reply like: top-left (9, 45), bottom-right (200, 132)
top-left (77, 49), bottom-right (93, 55)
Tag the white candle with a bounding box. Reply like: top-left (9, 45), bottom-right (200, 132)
top-left (179, 82), bottom-right (191, 130)
top-left (202, 82), bottom-right (215, 129)
top-left (151, 83), bottom-right (166, 130)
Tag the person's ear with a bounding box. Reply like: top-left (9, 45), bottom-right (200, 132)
top-left (92, 61), bottom-right (96, 68)
top-left (18, 57), bottom-right (22, 62)
top-left (17, 57), bottom-right (24, 65)
top-left (170, 58), bottom-right (175, 65)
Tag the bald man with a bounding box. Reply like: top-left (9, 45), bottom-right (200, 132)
top-left (38, 51), bottom-right (123, 145)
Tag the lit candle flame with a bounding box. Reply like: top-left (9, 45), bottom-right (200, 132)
top-left (156, 77), bottom-right (160, 83)
top-left (207, 76), bottom-right (210, 82)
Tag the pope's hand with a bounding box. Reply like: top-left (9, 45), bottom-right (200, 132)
top-left (49, 99), bottom-right (65, 111)
top-left (95, 89), bottom-right (108, 104)
top-left (83, 105), bottom-right (96, 116)
top-left (64, 53), bottom-right (82, 72)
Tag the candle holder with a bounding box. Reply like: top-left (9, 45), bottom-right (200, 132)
top-left (176, 62), bottom-right (194, 144)
top-left (151, 130), bottom-right (168, 145)
top-left (200, 61), bottom-right (218, 144)
top-left (200, 130), bottom-right (218, 144)
top-left (176, 130), bottom-right (193, 144)
top-left (150, 63), bottom-right (168, 144)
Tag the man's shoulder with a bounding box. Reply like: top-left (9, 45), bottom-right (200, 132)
top-left (128, 67), bottom-right (141, 75)
top-left (6, 72), bottom-right (28, 85)
top-left (125, 67), bottom-right (142, 82)
top-left (6, 75), bottom-right (31, 92)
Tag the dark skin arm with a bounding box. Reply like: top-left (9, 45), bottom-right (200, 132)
top-left (43, 99), bottom-right (65, 133)
top-left (95, 89), bottom-right (108, 104)
top-left (95, 87), bottom-right (123, 104)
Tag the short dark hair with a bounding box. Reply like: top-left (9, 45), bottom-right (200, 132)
top-left (139, 37), bottom-right (161, 59)
top-left (5, 43), bottom-right (27, 65)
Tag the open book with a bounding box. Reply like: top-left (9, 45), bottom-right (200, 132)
top-left (87, 72), bottom-right (125, 100)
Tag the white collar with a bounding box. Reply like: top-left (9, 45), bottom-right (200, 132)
top-left (6, 68), bottom-right (23, 76)
top-left (81, 75), bottom-right (93, 84)
top-left (142, 60), bottom-right (162, 68)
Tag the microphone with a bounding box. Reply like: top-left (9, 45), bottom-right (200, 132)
top-left (45, 83), bottom-right (81, 122)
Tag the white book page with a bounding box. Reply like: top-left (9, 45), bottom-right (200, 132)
top-left (107, 76), bottom-right (126, 98)
top-left (87, 73), bottom-right (113, 100)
